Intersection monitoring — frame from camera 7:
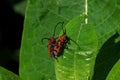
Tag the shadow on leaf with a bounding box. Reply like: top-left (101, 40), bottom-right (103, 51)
top-left (93, 33), bottom-right (120, 80)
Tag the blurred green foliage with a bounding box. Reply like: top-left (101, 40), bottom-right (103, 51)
top-left (0, 0), bottom-right (120, 80)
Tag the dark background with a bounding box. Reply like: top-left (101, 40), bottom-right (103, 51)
top-left (0, 0), bottom-right (25, 74)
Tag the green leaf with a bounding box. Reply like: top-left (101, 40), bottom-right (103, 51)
top-left (106, 60), bottom-right (120, 80)
top-left (89, 0), bottom-right (120, 80)
top-left (0, 66), bottom-right (20, 80)
top-left (55, 15), bottom-right (98, 80)
top-left (20, 0), bottom-right (120, 80)
top-left (89, 0), bottom-right (120, 48)
top-left (93, 33), bottom-right (120, 80)
top-left (20, 0), bottom-right (85, 80)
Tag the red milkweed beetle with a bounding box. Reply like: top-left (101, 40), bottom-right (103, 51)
top-left (53, 22), bottom-right (70, 57)
top-left (41, 22), bottom-right (64, 58)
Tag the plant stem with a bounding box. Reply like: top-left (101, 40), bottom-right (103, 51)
top-left (85, 0), bottom-right (88, 24)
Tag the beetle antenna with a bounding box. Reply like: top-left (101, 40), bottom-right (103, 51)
top-left (41, 38), bottom-right (49, 43)
top-left (53, 22), bottom-right (64, 36)
top-left (60, 22), bottom-right (66, 34)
